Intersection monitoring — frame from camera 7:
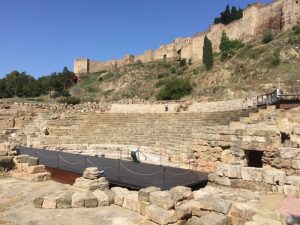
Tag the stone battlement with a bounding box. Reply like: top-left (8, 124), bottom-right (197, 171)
top-left (74, 0), bottom-right (300, 74)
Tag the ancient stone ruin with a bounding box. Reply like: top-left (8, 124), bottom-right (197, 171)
top-left (1, 97), bottom-right (300, 224)
top-left (74, 0), bottom-right (300, 74)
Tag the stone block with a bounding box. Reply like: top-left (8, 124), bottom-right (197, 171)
top-left (73, 177), bottom-right (109, 191)
top-left (186, 213), bottom-right (227, 225)
top-left (103, 190), bottom-right (115, 205)
top-left (29, 172), bottom-right (51, 182)
top-left (42, 193), bottom-right (60, 209)
top-left (175, 204), bottom-right (192, 220)
top-left (208, 173), bottom-right (231, 186)
top-left (283, 185), bottom-right (300, 197)
top-left (93, 190), bottom-right (109, 207)
top-left (215, 163), bottom-right (241, 178)
top-left (33, 197), bottom-right (44, 208)
top-left (292, 160), bottom-right (300, 170)
top-left (0, 156), bottom-right (14, 171)
top-left (14, 155), bottom-right (29, 163)
top-left (197, 197), bottom-right (232, 215)
top-left (149, 191), bottom-right (174, 210)
top-left (262, 169), bottom-right (286, 185)
top-left (56, 191), bottom-right (73, 209)
top-left (139, 201), bottom-right (151, 216)
top-left (28, 157), bottom-right (39, 166)
top-left (170, 186), bottom-right (193, 204)
top-left (145, 205), bottom-right (177, 225)
top-left (180, 200), bottom-right (210, 217)
top-left (122, 191), bottom-right (140, 212)
top-left (111, 187), bottom-right (129, 206)
top-left (286, 176), bottom-right (300, 186)
top-left (241, 167), bottom-right (263, 182)
top-left (72, 192), bottom-right (86, 208)
top-left (138, 186), bottom-right (161, 202)
top-left (85, 192), bottom-right (98, 208)
top-left (229, 202), bottom-right (258, 221)
top-left (27, 165), bottom-right (46, 174)
top-left (279, 148), bottom-right (300, 159)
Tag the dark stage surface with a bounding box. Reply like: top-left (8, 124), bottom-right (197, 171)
top-left (18, 147), bottom-right (208, 190)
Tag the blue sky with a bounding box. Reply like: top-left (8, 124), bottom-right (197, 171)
top-left (0, 0), bottom-right (272, 78)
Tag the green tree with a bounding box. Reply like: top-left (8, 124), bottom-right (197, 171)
top-left (220, 32), bottom-right (244, 60)
top-left (231, 6), bottom-right (238, 20)
top-left (156, 77), bottom-right (192, 100)
top-left (203, 36), bottom-right (214, 70)
top-left (237, 8), bottom-right (243, 19)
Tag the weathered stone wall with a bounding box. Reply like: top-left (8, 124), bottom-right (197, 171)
top-left (74, 0), bottom-right (300, 74)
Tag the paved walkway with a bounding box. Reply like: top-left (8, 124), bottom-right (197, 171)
top-left (0, 177), bottom-right (153, 225)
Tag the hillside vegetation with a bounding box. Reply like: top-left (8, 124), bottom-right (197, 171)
top-left (69, 26), bottom-right (300, 103)
top-left (0, 26), bottom-right (299, 104)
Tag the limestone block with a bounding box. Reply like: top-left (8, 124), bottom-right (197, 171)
top-left (28, 157), bottom-right (39, 166)
top-left (145, 205), bottom-right (177, 225)
top-left (29, 172), bottom-right (51, 182)
top-left (197, 197), bottom-right (232, 215)
top-left (292, 160), bottom-right (300, 170)
top-left (83, 167), bottom-right (102, 180)
top-left (111, 187), bottom-right (129, 206)
top-left (241, 167), bottom-right (263, 182)
top-left (208, 173), bottom-right (231, 186)
top-left (42, 193), bottom-right (61, 209)
top-left (283, 185), bottom-right (300, 197)
top-left (71, 192), bottom-right (86, 208)
top-left (138, 186), bottom-right (161, 202)
top-left (85, 192), bottom-right (98, 208)
top-left (279, 148), bottom-right (300, 159)
top-left (27, 165), bottom-right (46, 174)
top-left (262, 169), bottom-right (286, 185)
top-left (103, 190), bottom-right (115, 205)
top-left (186, 213), bottom-right (227, 225)
top-left (180, 200), bottom-right (210, 217)
top-left (73, 177), bottom-right (109, 191)
top-left (229, 202), bottom-right (258, 221)
top-left (286, 176), bottom-right (300, 186)
top-left (0, 156), bottom-right (14, 171)
top-left (0, 149), bottom-right (7, 156)
top-left (139, 201), bottom-right (151, 216)
top-left (175, 204), bottom-right (192, 220)
top-left (14, 155), bottom-right (29, 163)
top-left (122, 191), bottom-right (140, 212)
top-left (56, 191), bottom-right (73, 209)
top-left (149, 191), bottom-right (174, 210)
top-left (93, 190), bottom-right (109, 207)
top-left (170, 186), bottom-right (193, 204)
top-left (33, 197), bottom-right (44, 208)
top-left (215, 163), bottom-right (241, 178)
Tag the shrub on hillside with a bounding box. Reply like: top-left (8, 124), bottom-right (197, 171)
top-left (262, 31), bottom-right (274, 44)
top-left (270, 48), bottom-right (281, 66)
top-left (293, 24), bottom-right (300, 35)
top-left (59, 96), bottom-right (81, 105)
top-left (156, 77), bottom-right (192, 100)
top-left (220, 32), bottom-right (244, 60)
top-left (180, 59), bottom-right (187, 67)
top-left (170, 67), bottom-right (177, 74)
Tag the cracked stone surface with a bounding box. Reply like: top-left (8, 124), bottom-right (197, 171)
top-left (0, 177), bottom-right (154, 225)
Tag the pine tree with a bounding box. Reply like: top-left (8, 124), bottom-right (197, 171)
top-left (231, 6), bottom-right (238, 21)
top-left (237, 8), bottom-right (243, 19)
top-left (203, 36), bottom-right (213, 70)
top-left (221, 5), bottom-right (231, 24)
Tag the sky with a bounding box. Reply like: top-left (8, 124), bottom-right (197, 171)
top-left (0, 0), bottom-right (272, 78)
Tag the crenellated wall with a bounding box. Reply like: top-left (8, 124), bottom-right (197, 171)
top-left (74, 0), bottom-right (300, 74)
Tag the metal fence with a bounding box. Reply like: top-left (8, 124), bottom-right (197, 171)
top-left (18, 147), bottom-right (208, 190)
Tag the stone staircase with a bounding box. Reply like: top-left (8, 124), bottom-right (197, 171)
top-left (229, 105), bottom-right (278, 129)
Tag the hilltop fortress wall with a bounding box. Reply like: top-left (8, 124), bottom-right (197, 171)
top-left (75, 0), bottom-right (300, 74)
